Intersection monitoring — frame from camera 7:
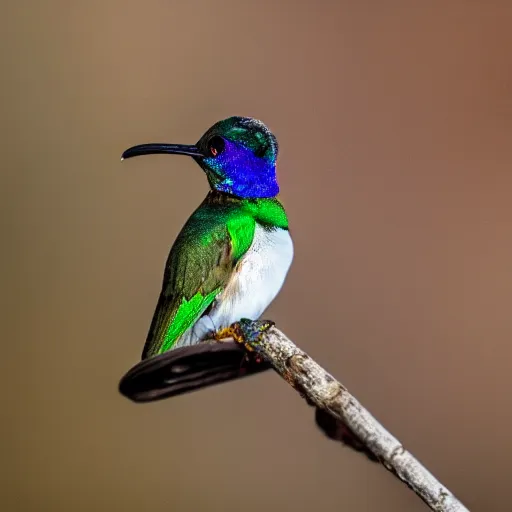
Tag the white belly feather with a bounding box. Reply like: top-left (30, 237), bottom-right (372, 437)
top-left (176, 224), bottom-right (293, 346)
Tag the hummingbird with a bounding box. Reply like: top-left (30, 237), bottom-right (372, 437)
top-left (122, 116), bottom-right (376, 461)
top-left (122, 116), bottom-right (293, 358)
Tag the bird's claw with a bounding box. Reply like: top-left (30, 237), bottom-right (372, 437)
top-left (213, 326), bottom-right (238, 342)
top-left (230, 318), bottom-right (275, 354)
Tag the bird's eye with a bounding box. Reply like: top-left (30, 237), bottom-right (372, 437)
top-left (208, 136), bottom-right (225, 157)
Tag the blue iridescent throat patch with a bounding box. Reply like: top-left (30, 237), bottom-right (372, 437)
top-left (203, 139), bottom-right (279, 198)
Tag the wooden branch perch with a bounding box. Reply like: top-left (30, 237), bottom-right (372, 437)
top-left (232, 320), bottom-right (469, 512)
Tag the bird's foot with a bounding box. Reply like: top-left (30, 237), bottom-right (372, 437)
top-left (213, 326), bottom-right (239, 342)
top-left (230, 318), bottom-right (275, 358)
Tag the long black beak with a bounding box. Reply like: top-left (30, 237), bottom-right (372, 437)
top-left (121, 143), bottom-right (203, 160)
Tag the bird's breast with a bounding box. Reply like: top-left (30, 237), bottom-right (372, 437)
top-left (215, 223), bottom-right (294, 324)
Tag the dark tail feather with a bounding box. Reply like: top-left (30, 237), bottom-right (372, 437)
top-left (315, 408), bottom-right (379, 462)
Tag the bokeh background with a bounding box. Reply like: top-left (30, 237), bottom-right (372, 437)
top-left (3, 1), bottom-right (511, 510)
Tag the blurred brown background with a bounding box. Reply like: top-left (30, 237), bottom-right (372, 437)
top-left (2, 1), bottom-right (511, 510)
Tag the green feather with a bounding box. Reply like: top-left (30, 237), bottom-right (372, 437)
top-left (159, 289), bottom-right (220, 353)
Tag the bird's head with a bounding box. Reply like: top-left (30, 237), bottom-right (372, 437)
top-left (122, 116), bottom-right (279, 199)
